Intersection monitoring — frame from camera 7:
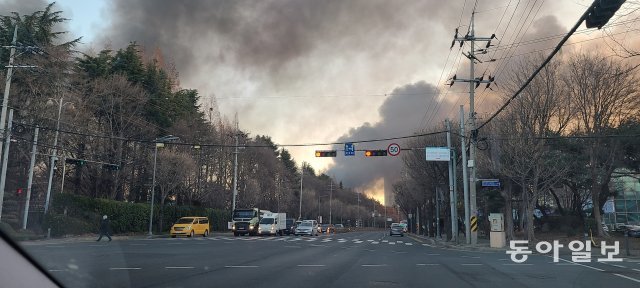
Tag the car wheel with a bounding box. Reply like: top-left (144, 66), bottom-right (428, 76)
top-left (204, 230), bottom-right (209, 237)
top-left (189, 230), bottom-right (194, 238)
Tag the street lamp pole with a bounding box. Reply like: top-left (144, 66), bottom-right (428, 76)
top-left (148, 135), bottom-right (178, 236)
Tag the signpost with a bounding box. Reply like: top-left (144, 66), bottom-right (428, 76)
top-left (387, 143), bottom-right (400, 156)
top-left (425, 147), bottom-right (450, 161)
top-left (345, 143), bottom-right (355, 156)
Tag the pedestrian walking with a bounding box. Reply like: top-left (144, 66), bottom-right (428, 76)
top-left (96, 215), bottom-right (112, 242)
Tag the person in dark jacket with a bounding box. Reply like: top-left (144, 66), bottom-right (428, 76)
top-left (96, 215), bottom-right (112, 242)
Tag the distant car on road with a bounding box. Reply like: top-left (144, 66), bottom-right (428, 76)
top-left (389, 223), bottom-right (404, 237)
top-left (320, 224), bottom-right (335, 234)
top-left (334, 224), bottom-right (345, 233)
top-left (294, 220), bottom-right (318, 236)
top-left (284, 218), bottom-right (295, 235)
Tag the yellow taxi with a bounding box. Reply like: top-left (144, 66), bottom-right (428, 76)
top-left (170, 217), bottom-right (210, 238)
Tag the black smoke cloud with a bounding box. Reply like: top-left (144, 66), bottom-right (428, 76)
top-left (327, 81), bottom-right (447, 204)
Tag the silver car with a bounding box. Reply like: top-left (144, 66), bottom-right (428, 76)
top-left (294, 221), bottom-right (318, 236)
top-left (389, 223), bottom-right (404, 237)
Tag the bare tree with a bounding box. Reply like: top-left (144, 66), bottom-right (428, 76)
top-left (154, 149), bottom-right (196, 231)
top-left (564, 53), bottom-right (640, 237)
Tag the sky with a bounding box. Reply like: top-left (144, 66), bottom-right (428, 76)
top-left (3, 0), bottom-right (638, 205)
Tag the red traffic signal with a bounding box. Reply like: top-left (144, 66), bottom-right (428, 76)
top-left (315, 150), bottom-right (337, 157)
top-left (364, 150), bottom-right (387, 157)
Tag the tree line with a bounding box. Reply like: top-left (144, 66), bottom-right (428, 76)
top-left (0, 4), bottom-right (382, 232)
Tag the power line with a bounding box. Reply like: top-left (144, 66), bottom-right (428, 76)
top-left (477, 2), bottom-right (595, 131)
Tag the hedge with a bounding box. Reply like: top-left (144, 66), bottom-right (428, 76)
top-left (46, 193), bottom-right (230, 236)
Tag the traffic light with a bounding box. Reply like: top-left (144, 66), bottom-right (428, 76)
top-left (364, 150), bottom-right (387, 157)
top-left (102, 164), bottom-right (120, 171)
top-left (585, 0), bottom-right (626, 29)
top-left (315, 150), bottom-right (337, 157)
top-left (65, 158), bottom-right (86, 166)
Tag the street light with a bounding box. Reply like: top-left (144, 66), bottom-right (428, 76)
top-left (43, 97), bottom-right (74, 214)
top-left (148, 135), bottom-right (179, 236)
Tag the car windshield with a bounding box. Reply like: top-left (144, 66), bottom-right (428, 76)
top-left (176, 218), bottom-right (194, 224)
top-left (260, 218), bottom-right (274, 224)
top-left (4, 2), bottom-right (639, 288)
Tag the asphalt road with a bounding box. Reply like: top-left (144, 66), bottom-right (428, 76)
top-left (20, 231), bottom-right (640, 288)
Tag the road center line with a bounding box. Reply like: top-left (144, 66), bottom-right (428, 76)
top-left (165, 266), bottom-right (195, 269)
top-left (225, 265), bottom-right (259, 268)
top-left (109, 267), bottom-right (141, 270)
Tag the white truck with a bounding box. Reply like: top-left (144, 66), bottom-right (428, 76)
top-left (257, 212), bottom-right (286, 236)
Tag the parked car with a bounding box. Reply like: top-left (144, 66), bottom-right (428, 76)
top-left (170, 217), bottom-right (209, 238)
top-left (389, 223), bottom-right (404, 237)
top-left (294, 220), bottom-right (318, 236)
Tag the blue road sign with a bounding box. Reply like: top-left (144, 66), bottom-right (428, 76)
top-left (345, 143), bottom-right (355, 156)
top-left (481, 179), bottom-right (501, 187)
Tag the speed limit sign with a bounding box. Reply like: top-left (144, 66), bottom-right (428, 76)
top-left (387, 143), bottom-right (401, 156)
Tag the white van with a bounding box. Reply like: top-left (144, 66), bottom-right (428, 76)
top-left (258, 213), bottom-right (287, 236)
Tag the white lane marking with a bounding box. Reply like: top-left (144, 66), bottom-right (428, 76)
top-left (361, 264), bottom-right (387, 267)
top-left (388, 242), bottom-right (396, 245)
top-left (354, 241), bottom-right (363, 244)
top-left (502, 264), bottom-right (533, 266)
top-left (397, 241), bottom-right (403, 243)
top-left (405, 243), bottom-right (413, 246)
top-left (416, 264), bottom-right (440, 266)
top-left (460, 256), bottom-right (480, 259)
top-left (310, 244), bottom-right (327, 247)
top-left (426, 253), bottom-right (440, 256)
top-left (109, 267), bottom-right (141, 270)
top-left (338, 239), bottom-right (346, 241)
top-left (461, 264), bottom-right (483, 266)
top-left (297, 265), bottom-right (325, 267)
top-left (284, 245), bottom-right (301, 248)
top-left (165, 266), bottom-right (195, 269)
top-left (367, 240), bottom-right (374, 242)
top-left (372, 241), bottom-right (379, 244)
top-left (129, 244), bottom-right (147, 246)
top-left (48, 269), bottom-right (65, 272)
top-left (225, 265), bottom-right (259, 268)
top-left (632, 268), bottom-right (640, 272)
top-left (382, 240), bottom-right (389, 243)
top-left (422, 243), bottom-right (433, 247)
top-left (45, 246), bottom-right (65, 248)
top-left (553, 257), bottom-right (604, 272)
top-left (613, 273), bottom-right (640, 283)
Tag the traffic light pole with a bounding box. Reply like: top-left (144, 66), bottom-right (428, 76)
top-left (23, 126), bottom-right (39, 230)
top-left (44, 98), bottom-right (65, 215)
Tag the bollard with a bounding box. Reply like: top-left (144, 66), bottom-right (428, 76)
top-left (625, 230), bottom-right (630, 256)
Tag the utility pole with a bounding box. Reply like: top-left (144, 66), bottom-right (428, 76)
top-left (435, 186), bottom-right (440, 239)
top-left (232, 115), bottom-right (239, 212)
top-left (0, 26), bottom-right (17, 161)
top-left (0, 110), bottom-right (13, 221)
top-left (299, 163), bottom-right (304, 220)
top-left (460, 106), bottom-right (470, 244)
top-left (450, 10), bottom-right (496, 246)
top-left (23, 126), bottom-right (38, 229)
top-left (44, 97), bottom-right (73, 214)
top-left (446, 119), bottom-right (457, 242)
top-left (329, 180), bottom-right (333, 225)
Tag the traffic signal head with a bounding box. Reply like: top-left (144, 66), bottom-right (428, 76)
top-left (315, 150), bottom-right (337, 157)
top-left (364, 150), bottom-right (387, 157)
top-left (585, 0), bottom-right (626, 29)
top-left (65, 158), bottom-right (86, 166)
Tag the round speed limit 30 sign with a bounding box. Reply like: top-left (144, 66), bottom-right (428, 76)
top-left (387, 143), bottom-right (401, 156)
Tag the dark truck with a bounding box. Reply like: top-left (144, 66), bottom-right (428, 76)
top-left (231, 208), bottom-right (262, 236)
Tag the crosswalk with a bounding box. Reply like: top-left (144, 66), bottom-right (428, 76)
top-left (149, 236), bottom-right (416, 246)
